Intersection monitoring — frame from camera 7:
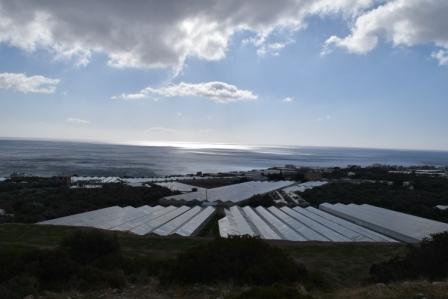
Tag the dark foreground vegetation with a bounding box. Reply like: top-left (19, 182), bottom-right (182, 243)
top-left (370, 232), bottom-right (448, 283)
top-left (0, 231), bottom-right (311, 299)
top-left (0, 178), bottom-right (173, 223)
top-left (168, 236), bottom-right (307, 285)
top-left (302, 178), bottom-right (448, 222)
top-left (1, 224), bottom-right (447, 299)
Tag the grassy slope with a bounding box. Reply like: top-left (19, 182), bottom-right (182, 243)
top-left (0, 223), bottom-right (404, 288)
top-left (0, 224), bottom-right (207, 257)
top-left (282, 242), bottom-right (406, 288)
top-left (3, 224), bottom-right (446, 299)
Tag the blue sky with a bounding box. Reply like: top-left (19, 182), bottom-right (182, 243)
top-left (0, 0), bottom-right (448, 150)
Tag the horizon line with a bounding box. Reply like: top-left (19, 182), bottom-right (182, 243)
top-left (1, 136), bottom-right (448, 153)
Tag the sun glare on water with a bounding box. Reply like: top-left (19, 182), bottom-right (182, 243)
top-left (126, 141), bottom-right (255, 150)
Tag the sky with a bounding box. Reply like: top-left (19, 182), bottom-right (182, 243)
top-left (0, 0), bottom-right (448, 150)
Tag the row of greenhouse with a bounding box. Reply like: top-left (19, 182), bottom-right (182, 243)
top-left (39, 202), bottom-right (448, 243)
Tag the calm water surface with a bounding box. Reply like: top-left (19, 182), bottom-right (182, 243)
top-left (1, 139), bottom-right (448, 177)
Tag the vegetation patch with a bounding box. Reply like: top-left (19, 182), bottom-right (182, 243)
top-left (181, 177), bottom-right (249, 188)
top-left (227, 285), bottom-right (315, 299)
top-left (246, 194), bottom-right (275, 207)
top-left (164, 236), bottom-right (307, 285)
top-left (0, 224), bottom-right (411, 298)
top-left (302, 179), bottom-right (448, 222)
top-left (0, 179), bottom-right (173, 223)
top-left (0, 230), bottom-right (171, 299)
top-left (370, 232), bottom-right (448, 283)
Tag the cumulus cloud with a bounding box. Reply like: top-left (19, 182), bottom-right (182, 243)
top-left (282, 96), bottom-right (294, 103)
top-left (0, 0), bottom-right (374, 72)
top-left (66, 117), bottom-right (90, 125)
top-left (431, 49), bottom-right (448, 66)
top-left (113, 81), bottom-right (257, 103)
top-left (0, 72), bottom-right (59, 94)
top-left (324, 0), bottom-right (448, 60)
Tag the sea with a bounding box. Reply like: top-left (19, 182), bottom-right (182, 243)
top-left (1, 139), bottom-right (448, 177)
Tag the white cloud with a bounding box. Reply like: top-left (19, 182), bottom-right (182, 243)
top-left (431, 49), bottom-right (448, 66)
top-left (113, 81), bottom-right (257, 104)
top-left (0, 0), bottom-right (375, 72)
top-left (282, 96), bottom-right (294, 103)
top-left (66, 117), bottom-right (90, 125)
top-left (325, 0), bottom-right (448, 61)
top-left (112, 93), bottom-right (146, 101)
top-left (317, 115), bottom-right (331, 121)
top-left (0, 72), bottom-right (59, 94)
top-left (257, 42), bottom-right (287, 56)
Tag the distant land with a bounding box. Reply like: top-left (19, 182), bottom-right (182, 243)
top-left (1, 138), bottom-right (448, 177)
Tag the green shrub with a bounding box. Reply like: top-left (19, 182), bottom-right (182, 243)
top-left (164, 236), bottom-right (307, 285)
top-left (370, 232), bottom-right (448, 282)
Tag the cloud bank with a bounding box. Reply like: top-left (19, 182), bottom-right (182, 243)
top-left (2, 0), bottom-right (446, 72)
top-left (325, 0), bottom-right (448, 65)
top-left (66, 117), bottom-right (91, 125)
top-left (0, 72), bottom-right (59, 94)
top-left (113, 81), bottom-right (257, 103)
top-left (0, 0), bottom-right (374, 72)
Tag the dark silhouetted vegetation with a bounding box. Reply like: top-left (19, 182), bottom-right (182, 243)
top-left (0, 230), bottom-right (176, 298)
top-left (0, 180), bottom-right (173, 223)
top-left (0, 231), bottom-right (127, 298)
top-left (60, 230), bottom-right (121, 265)
top-left (182, 176), bottom-right (249, 188)
top-left (0, 232), bottom-right (313, 298)
top-left (302, 180), bottom-right (448, 222)
top-left (0, 223), bottom-right (412, 298)
top-left (227, 284), bottom-right (315, 299)
top-left (323, 166), bottom-right (443, 182)
top-left (164, 236), bottom-right (307, 285)
top-left (370, 232), bottom-right (448, 283)
top-left (247, 194), bottom-right (275, 207)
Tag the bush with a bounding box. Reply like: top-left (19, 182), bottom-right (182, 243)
top-left (164, 236), bottom-right (307, 285)
top-left (227, 285), bottom-right (315, 299)
top-left (22, 249), bottom-right (80, 290)
top-left (60, 230), bottom-right (121, 265)
top-left (0, 274), bottom-right (39, 299)
top-left (370, 232), bottom-right (448, 283)
top-left (0, 230), bottom-right (128, 296)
